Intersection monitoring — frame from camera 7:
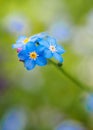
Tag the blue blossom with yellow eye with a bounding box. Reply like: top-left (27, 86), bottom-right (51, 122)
top-left (18, 42), bottom-right (47, 70)
top-left (39, 36), bottom-right (65, 63)
top-left (12, 32), bottom-right (48, 49)
top-left (12, 36), bottom-right (30, 49)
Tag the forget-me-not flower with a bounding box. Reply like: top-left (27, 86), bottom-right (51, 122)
top-left (12, 36), bottom-right (30, 49)
top-left (39, 36), bottom-right (65, 63)
top-left (18, 42), bottom-right (47, 70)
top-left (12, 32), bottom-right (48, 50)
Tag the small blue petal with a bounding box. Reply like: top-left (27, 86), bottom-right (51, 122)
top-left (12, 36), bottom-right (27, 49)
top-left (53, 53), bottom-right (63, 63)
top-left (18, 50), bottom-right (28, 60)
top-left (36, 45), bottom-right (45, 54)
top-left (12, 43), bottom-right (23, 48)
top-left (16, 36), bottom-right (26, 43)
top-left (29, 32), bottom-right (48, 43)
top-left (44, 49), bottom-right (53, 58)
top-left (37, 32), bottom-right (48, 38)
top-left (47, 36), bottom-right (56, 46)
top-left (39, 39), bottom-right (49, 48)
top-left (26, 42), bottom-right (36, 52)
top-left (36, 56), bottom-right (47, 66)
top-left (56, 45), bottom-right (65, 54)
top-left (24, 59), bottom-right (36, 70)
top-left (29, 35), bottom-right (37, 42)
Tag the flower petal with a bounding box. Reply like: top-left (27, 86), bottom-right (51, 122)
top-left (16, 36), bottom-right (26, 43)
top-left (29, 35), bottom-right (37, 42)
top-left (37, 32), bottom-right (48, 38)
top-left (26, 42), bottom-right (36, 52)
top-left (47, 36), bottom-right (56, 46)
top-left (44, 49), bottom-right (53, 58)
top-left (53, 53), bottom-right (63, 63)
top-left (12, 43), bottom-right (23, 49)
top-left (39, 39), bottom-right (49, 48)
top-left (36, 45), bottom-right (45, 54)
top-left (18, 50), bottom-right (28, 60)
top-left (30, 32), bottom-right (48, 42)
top-left (24, 59), bottom-right (36, 70)
top-left (56, 45), bottom-right (65, 54)
top-left (36, 56), bottom-right (47, 66)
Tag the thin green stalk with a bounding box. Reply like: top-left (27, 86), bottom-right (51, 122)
top-left (49, 60), bottom-right (92, 93)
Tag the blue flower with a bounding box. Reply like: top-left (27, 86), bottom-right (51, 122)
top-left (12, 32), bottom-right (48, 49)
top-left (12, 36), bottom-right (30, 49)
top-left (3, 13), bottom-right (30, 35)
top-left (18, 42), bottom-right (47, 70)
top-left (2, 108), bottom-right (27, 130)
top-left (39, 36), bottom-right (65, 63)
top-left (49, 21), bottom-right (72, 42)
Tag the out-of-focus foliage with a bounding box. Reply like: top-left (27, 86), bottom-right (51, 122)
top-left (0, 0), bottom-right (93, 130)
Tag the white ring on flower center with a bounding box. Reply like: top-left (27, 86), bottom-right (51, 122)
top-left (49, 45), bottom-right (56, 53)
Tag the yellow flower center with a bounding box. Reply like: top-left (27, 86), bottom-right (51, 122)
top-left (49, 45), bottom-right (56, 52)
top-left (23, 38), bottom-right (29, 44)
top-left (30, 52), bottom-right (37, 60)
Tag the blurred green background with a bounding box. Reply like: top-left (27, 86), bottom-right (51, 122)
top-left (0, 0), bottom-right (93, 130)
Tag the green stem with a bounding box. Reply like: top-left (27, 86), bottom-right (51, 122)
top-left (49, 60), bottom-right (92, 93)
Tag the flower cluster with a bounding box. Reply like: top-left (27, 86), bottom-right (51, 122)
top-left (12, 32), bottom-right (65, 70)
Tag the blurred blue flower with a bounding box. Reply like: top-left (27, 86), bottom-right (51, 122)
top-left (3, 13), bottom-right (30, 35)
top-left (2, 108), bottom-right (27, 130)
top-left (85, 94), bottom-right (93, 112)
top-left (39, 36), bottom-right (65, 63)
top-left (49, 21), bottom-right (72, 42)
top-left (55, 121), bottom-right (85, 130)
top-left (18, 42), bottom-right (47, 70)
